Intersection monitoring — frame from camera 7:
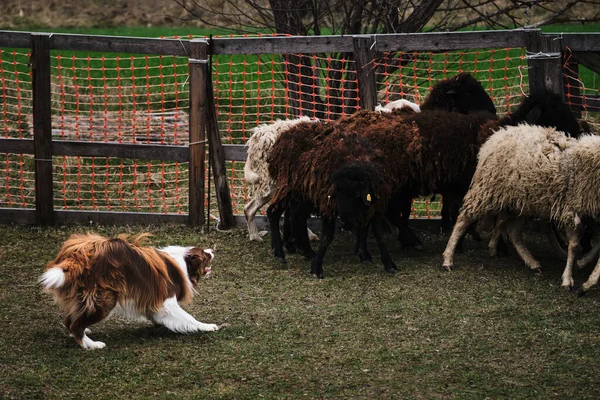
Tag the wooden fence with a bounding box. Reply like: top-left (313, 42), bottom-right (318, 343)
top-left (0, 29), bottom-right (599, 228)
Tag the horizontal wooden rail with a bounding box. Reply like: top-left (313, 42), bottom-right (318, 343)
top-left (562, 34), bottom-right (600, 52)
top-left (0, 208), bottom-right (187, 225)
top-left (0, 30), bottom-right (597, 57)
top-left (0, 30), bottom-right (31, 48)
top-left (0, 138), bottom-right (188, 161)
top-left (50, 33), bottom-right (192, 56)
top-left (212, 30), bottom-right (535, 55)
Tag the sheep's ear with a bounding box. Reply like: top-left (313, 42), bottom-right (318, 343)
top-left (525, 106), bottom-right (542, 124)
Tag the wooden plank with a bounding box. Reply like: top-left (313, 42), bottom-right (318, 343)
top-left (212, 35), bottom-right (353, 55)
top-left (54, 210), bottom-right (187, 225)
top-left (0, 208), bottom-right (36, 224)
top-left (572, 51), bottom-right (600, 76)
top-left (0, 30), bottom-right (32, 49)
top-left (211, 30), bottom-right (533, 55)
top-left (223, 144), bottom-right (248, 161)
top-left (206, 68), bottom-right (235, 229)
top-left (527, 32), bottom-right (564, 98)
top-left (0, 138), bottom-right (188, 161)
top-left (371, 29), bottom-right (533, 52)
top-left (188, 40), bottom-right (207, 227)
top-left (353, 36), bottom-right (378, 111)
top-left (0, 208), bottom-right (186, 226)
top-left (50, 33), bottom-right (191, 56)
top-left (31, 33), bottom-right (54, 225)
top-left (53, 141), bottom-right (188, 161)
top-left (0, 138), bottom-right (34, 154)
top-left (562, 34), bottom-right (600, 52)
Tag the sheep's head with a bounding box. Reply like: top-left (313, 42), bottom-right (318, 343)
top-left (421, 72), bottom-right (496, 116)
top-left (505, 92), bottom-right (581, 137)
top-left (331, 165), bottom-right (376, 231)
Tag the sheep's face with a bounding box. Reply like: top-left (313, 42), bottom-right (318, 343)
top-left (332, 167), bottom-right (374, 231)
top-left (447, 78), bottom-right (496, 115)
top-left (424, 73), bottom-right (497, 116)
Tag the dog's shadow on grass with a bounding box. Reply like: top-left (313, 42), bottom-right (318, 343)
top-left (35, 320), bottom-right (244, 353)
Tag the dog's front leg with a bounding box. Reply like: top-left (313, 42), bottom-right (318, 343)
top-left (152, 297), bottom-right (219, 333)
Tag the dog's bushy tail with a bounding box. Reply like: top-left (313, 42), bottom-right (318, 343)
top-left (39, 266), bottom-right (66, 290)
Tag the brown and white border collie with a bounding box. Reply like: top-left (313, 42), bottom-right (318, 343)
top-left (40, 233), bottom-right (218, 350)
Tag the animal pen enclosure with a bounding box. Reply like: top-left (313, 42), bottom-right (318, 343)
top-left (0, 29), bottom-right (598, 228)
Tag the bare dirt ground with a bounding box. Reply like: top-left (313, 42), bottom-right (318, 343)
top-left (0, 0), bottom-right (197, 29)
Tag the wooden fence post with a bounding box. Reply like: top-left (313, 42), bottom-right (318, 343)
top-left (205, 62), bottom-right (235, 230)
top-left (188, 39), bottom-right (207, 227)
top-left (353, 36), bottom-right (378, 111)
top-left (31, 33), bottom-right (54, 225)
top-left (527, 31), bottom-right (564, 98)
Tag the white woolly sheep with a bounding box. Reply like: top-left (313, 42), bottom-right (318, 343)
top-left (243, 116), bottom-right (320, 242)
top-left (442, 124), bottom-right (600, 293)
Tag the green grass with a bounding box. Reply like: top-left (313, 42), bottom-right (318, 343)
top-left (2, 223), bottom-right (600, 398)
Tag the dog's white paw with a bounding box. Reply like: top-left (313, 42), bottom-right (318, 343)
top-left (81, 336), bottom-right (106, 350)
top-left (198, 323), bottom-right (219, 332)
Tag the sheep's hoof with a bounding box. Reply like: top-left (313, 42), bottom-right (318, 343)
top-left (249, 235), bottom-right (264, 242)
top-left (311, 272), bottom-right (324, 279)
top-left (442, 264), bottom-right (453, 272)
top-left (359, 253), bottom-right (373, 263)
top-left (297, 248), bottom-right (315, 260)
top-left (384, 266), bottom-right (397, 274)
top-left (275, 256), bottom-right (287, 265)
top-left (531, 267), bottom-right (543, 275)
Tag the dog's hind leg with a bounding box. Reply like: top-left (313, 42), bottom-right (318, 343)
top-left (152, 297), bottom-right (219, 333)
top-left (68, 292), bottom-right (117, 350)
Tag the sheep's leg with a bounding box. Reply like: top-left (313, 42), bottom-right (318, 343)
top-left (442, 212), bottom-right (474, 271)
top-left (579, 256), bottom-right (600, 294)
top-left (505, 217), bottom-right (542, 272)
top-left (561, 225), bottom-right (582, 289)
top-left (355, 223), bottom-right (372, 263)
top-left (489, 212), bottom-right (510, 258)
top-left (311, 216), bottom-right (335, 279)
top-left (283, 207), bottom-right (296, 254)
top-left (244, 194), bottom-right (271, 241)
top-left (372, 216), bottom-right (399, 273)
top-left (577, 240), bottom-right (600, 269)
top-left (577, 225), bottom-right (600, 269)
top-left (386, 195), bottom-right (424, 250)
top-left (290, 201), bottom-right (315, 260)
top-left (267, 200), bottom-right (287, 264)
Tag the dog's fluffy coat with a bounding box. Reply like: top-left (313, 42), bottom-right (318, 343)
top-left (40, 233), bottom-right (218, 350)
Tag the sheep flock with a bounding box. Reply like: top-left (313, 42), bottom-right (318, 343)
top-left (242, 72), bottom-right (600, 294)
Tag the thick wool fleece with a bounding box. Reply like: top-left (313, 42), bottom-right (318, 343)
top-left (244, 116), bottom-right (318, 198)
top-left (269, 122), bottom-right (389, 219)
top-left (459, 124), bottom-right (577, 224)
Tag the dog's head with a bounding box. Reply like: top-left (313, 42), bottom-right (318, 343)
top-left (184, 247), bottom-right (214, 286)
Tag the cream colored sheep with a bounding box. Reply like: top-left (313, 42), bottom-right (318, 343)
top-left (244, 116), bottom-right (319, 241)
top-left (441, 124), bottom-right (600, 291)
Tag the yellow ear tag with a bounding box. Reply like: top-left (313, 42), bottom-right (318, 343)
top-left (366, 194), bottom-right (372, 202)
